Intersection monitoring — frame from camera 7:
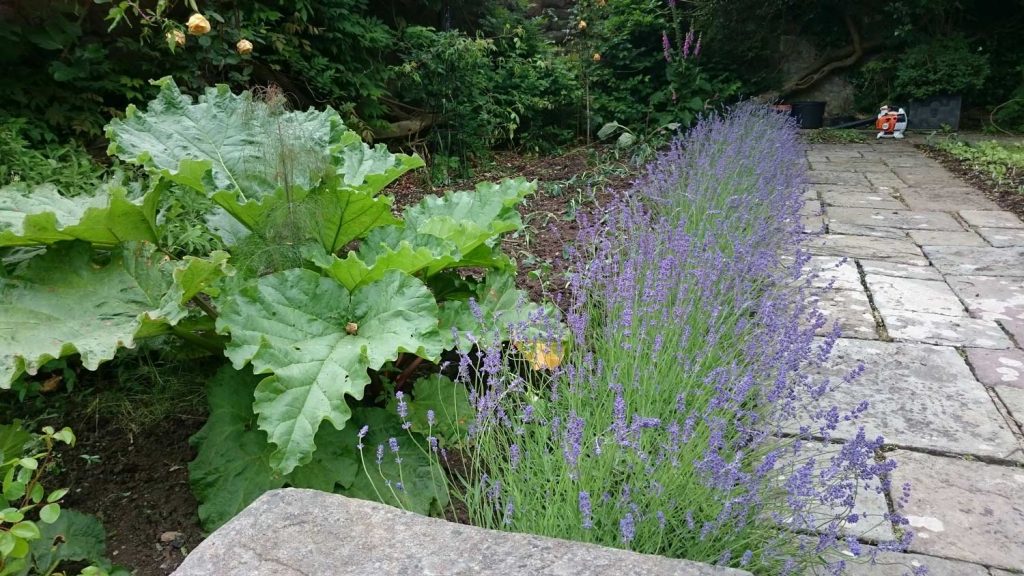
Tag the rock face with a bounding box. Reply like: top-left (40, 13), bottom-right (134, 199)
top-left (172, 489), bottom-right (752, 576)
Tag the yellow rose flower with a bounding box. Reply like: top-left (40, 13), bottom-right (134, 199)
top-left (578, 20), bottom-right (587, 31)
top-left (187, 13), bottom-right (211, 36)
top-left (236, 39), bottom-right (253, 55)
top-left (592, 52), bottom-right (602, 62)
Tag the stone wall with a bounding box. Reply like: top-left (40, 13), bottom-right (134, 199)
top-left (172, 489), bottom-right (752, 576)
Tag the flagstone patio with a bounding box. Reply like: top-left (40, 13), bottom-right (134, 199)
top-left (804, 140), bottom-right (1024, 575)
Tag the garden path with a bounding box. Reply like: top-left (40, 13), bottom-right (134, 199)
top-left (803, 140), bottom-right (1024, 575)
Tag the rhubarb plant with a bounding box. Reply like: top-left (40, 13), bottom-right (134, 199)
top-left (1, 78), bottom-right (557, 529)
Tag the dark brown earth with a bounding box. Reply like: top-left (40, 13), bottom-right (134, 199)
top-left (53, 414), bottom-right (205, 575)
top-left (21, 147), bottom-right (636, 576)
top-left (918, 143), bottom-right (1024, 220)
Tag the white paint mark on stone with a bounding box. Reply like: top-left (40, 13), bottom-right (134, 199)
top-left (998, 357), bottom-right (1024, 367)
top-left (997, 366), bottom-right (1021, 381)
top-left (907, 515), bottom-right (945, 532)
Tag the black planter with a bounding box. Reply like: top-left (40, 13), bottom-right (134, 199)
top-left (789, 101), bottom-right (826, 129)
top-left (907, 93), bottom-right (962, 131)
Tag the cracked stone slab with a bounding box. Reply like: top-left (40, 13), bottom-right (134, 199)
top-left (960, 210), bottom-right (1024, 229)
top-left (865, 275), bottom-right (965, 317)
top-left (966, 348), bottom-right (1024, 389)
top-left (821, 190), bottom-right (905, 210)
top-left (882, 310), bottom-right (1011, 349)
top-left (826, 222), bottom-right (907, 239)
top-left (827, 208), bottom-right (963, 231)
top-left (899, 188), bottom-right (1000, 211)
top-left (808, 339), bottom-right (1021, 460)
top-left (925, 246), bottom-right (1024, 276)
top-left (908, 230), bottom-right (986, 246)
top-left (977, 227), bottom-right (1024, 247)
top-left (996, 387), bottom-right (1024, 432)
top-left (858, 260), bottom-right (943, 281)
top-left (172, 489), bottom-right (751, 576)
top-left (891, 451), bottom-right (1024, 571)
top-left (807, 235), bottom-right (927, 265)
top-left (811, 289), bottom-right (878, 339)
top-left (946, 276), bottom-right (1024, 322)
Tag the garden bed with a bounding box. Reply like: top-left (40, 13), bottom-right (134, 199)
top-left (919, 138), bottom-right (1024, 218)
top-left (4, 147), bottom-right (632, 576)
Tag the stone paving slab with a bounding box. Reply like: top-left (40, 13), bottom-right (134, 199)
top-left (946, 276), bottom-right (1024, 322)
top-left (811, 289), bottom-right (878, 339)
top-left (801, 200), bottom-right (823, 216)
top-left (803, 256), bottom-right (862, 291)
top-left (827, 222), bottom-right (908, 239)
top-left (996, 387), bottom-right (1024, 432)
top-left (802, 215), bottom-right (826, 234)
top-left (892, 167), bottom-right (956, 186)
top-left (827, 207), bottom-right (964, 231)
top-left (821, 549), bottom-right (990, 576)
top-left (966, 347), bottom-right (1024, 389)
top-left (977, 227), bottom-right (1024, 247)
top-left (808, 171), bottom-right (871, 186)
top-left (882, 310), bottom-right (1011, 349)
top-left (908, 230), bottom-right (986, 246)
top-left (173, 489), bottom-right (751, 576)
top-left (925, 246), bottom-right (1024, 277)
top-left (810, 339), bottom-right (1021, 460)
top-left (900, 188), bottom-right (1001, 211)
top-left (960, 210), bottom-right (1024, 229)
top-left (865, 172), bottom-right (906, 188)
top-left (891, 451), bottom-right (1024, 571)
top-left (865, 275), bottom-right (966, 317)
top-left (1000, 321), bottom-right (1024, 349)
top-left (858, 260), bottom-right (944, 281)
top-left (807, 235), bottom-right (927, 265)
top-left (820, 190), bottom-right (905, 210)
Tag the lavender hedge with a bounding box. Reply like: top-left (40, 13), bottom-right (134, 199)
top-left (452, 103), bottom-right (915, 574)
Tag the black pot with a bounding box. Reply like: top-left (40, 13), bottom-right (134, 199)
top-left (789, 101), bottom-right (826, 129)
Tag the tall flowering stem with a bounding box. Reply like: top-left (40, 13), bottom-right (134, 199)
top-left (455, 103), bottom-right (911, 573)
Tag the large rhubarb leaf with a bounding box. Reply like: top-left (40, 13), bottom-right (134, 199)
top-left (333, 134), bottom-right (425, 194)
top-left (189, 365), bottom-right (359, 530)
top-left (305, 226), bottom-right (457, 290)
top-left (0, 242), bottom-right (188, 387)
top-left (0, 183), bottom-right (159, 247)
top-left (306, 187), bottom-right (399, 253)
top-left (439, 270), bottom-right (561, 350)
top-left (106, 79), bottom-right (423, 237)
top-left (106, 78), bottom-right (343, 201)
top-left (403, 178), bottom-right (534, 273)
top-left (215, 269), bottom-right (444, 474)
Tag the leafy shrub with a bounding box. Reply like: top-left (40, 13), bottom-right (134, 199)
top-left (855, 36), bottom-right (991, 110)
top-left (453, 104), bottom-right (911, 572)
top-left (0, 118), bottom-right (105, 195)
top-left (0, 78), bottom-right (556, 530)
top-left (572, 0), bottom-right (739, 134)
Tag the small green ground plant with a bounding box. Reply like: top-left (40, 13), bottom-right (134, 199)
top-left (0, 78), bottom-right (556, 531)
top-left (929, 136), bottom-right (1024, 194)
top-left (0, 423), bottom-right (125, 576)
